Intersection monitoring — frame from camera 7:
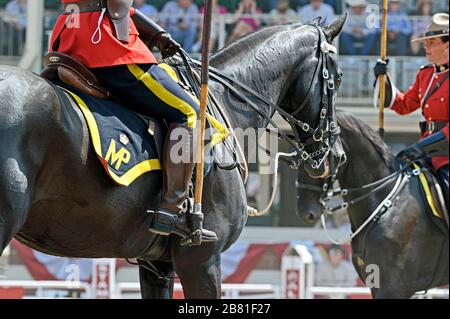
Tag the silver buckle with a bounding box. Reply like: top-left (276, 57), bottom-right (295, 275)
top-left (313, 129), bottom-right (324, 142)
top-left (322, 69), bottom-right (329, 79)
top-left (428, 121), bottom-right (435, 133)
top-left (302, 123), bottom-right (310, 132)
top-left (301, 151), bottom-right (309, 161)
top-left (327, 79), bottom-right (335, 90)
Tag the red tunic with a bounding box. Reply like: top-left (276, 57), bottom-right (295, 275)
top-left (391, 64), bottom-right (449, 170)
top-left (49, 0), bottom-right (156, 68)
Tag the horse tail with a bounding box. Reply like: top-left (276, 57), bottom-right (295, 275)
top-left (0, 66), bottom-right (58, 253)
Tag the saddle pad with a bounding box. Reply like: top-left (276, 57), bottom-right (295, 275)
top-left (61, 86), bottom-right (162, 187)
top-left (58, 78), bottom-right (231, 186)
top-left (413, 163), bottom-right (448, 221)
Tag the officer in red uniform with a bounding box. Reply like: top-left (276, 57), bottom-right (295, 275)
top-left (50, 0), bottom-right (218, 245)
top-left (374, 13), bottom-right (449, 201)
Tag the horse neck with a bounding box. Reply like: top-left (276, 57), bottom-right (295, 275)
top-left (338, 126), bottom-right (398, 228)
top-left (211, 26), bottom-right (308, 132)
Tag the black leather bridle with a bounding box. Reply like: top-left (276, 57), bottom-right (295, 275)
top-left (178, 24), bottom-right (342, 171)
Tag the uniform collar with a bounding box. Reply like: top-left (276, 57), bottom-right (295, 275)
top-left (435, 63), bottom-right (449, 73)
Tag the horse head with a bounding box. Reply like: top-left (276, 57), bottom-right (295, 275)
top-left (280, 15), bottom-right (348, 179)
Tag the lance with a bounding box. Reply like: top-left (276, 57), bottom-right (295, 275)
top-left (193, 0), bottom-right (214, 245)
top-left (378, 0), bottom-right (389, 139)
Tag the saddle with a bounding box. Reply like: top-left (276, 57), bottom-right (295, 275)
top-left (41, 52), bottom-right (112, 100)
top-left (40, 53), bottom-right (239, 181)
top-left (413, 162), bottom-right (449, 228)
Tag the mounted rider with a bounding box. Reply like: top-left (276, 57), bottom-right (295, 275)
top-left (373, 13), bottom-right (449, 202)
top-left (49, 0), bottom-right (218, 245)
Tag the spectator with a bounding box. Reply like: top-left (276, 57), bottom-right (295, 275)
top-left (268, 0), bottom-right (298, 26)
top-left (386, 0), bottom-right (412, 56)
top-left (160, 0), bottom-right (199, 53)
top-left (192, 0), bottom-right (228, 53)
top-left (5, 0), bottom-right (27, 28)
top-left (297, 0), bottom-right (335, 25)
top-left (133, 0), bottom-right (158, 18)
top-left (4, 0), bottom-right (27, 55)
top-left (340, 0), bottom-right (376, 55)
top-left (227, 0), bottom-right (262, 45)
top-left (410, 0), bottom-right (433, 56)
top-left (315, 244), bottom-right (358, 288)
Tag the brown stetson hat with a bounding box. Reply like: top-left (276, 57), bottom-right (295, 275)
top-left (412, 13), bottom-right (449, 43)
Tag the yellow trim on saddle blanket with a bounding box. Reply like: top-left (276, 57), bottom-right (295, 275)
top-left (62, 88), bottom-right (161, 187)
top-left (413, 163), bottom-right (443, 219)
top-left (130, 63), bottom-right (230, 145)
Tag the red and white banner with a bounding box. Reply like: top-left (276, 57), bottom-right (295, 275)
top-left (11, 240), bottom-right (352, 284)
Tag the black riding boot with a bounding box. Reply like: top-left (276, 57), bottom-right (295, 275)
top-left (148, 123), bottom-right (218, 245)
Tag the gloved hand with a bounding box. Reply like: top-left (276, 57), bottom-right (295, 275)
top-left (153, 32), bottom-right (181, 59)
top-left (396, 143), bottom-right (425, 162)
top-left (374, 58), bottom-right (389, 78)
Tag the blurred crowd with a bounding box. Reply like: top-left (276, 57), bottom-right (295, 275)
top-left (0, 0), bottom-right (449, 56)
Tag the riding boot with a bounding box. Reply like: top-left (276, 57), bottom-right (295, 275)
top-left (148, 123), bottom-right (218, 245)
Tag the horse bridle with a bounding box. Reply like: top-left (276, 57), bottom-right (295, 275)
top-left (296, 163), bottom-right (418, 244)
top-left (179, 24), bottom-right (342, 170)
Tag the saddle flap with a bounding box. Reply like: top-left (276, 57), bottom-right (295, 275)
top-left (58, 68), bottom-right (109, 100)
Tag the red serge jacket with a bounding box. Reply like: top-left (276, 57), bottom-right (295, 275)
top-left (49, 0), bottom-right (156, 68)
top-left (391, 64), bottom-right (449, 170)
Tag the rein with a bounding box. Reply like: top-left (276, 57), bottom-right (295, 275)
top-left (176, 24), bottom-right (341, 170)
top-left (297, 163), bottom-right (422, 244)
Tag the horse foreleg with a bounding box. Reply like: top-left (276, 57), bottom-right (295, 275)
top-left (138, 260), bottom-right (174, 299)
top-left (175, 253), bottom-right (222, 299)
top-left (0, 157), bottom-right (32, 255)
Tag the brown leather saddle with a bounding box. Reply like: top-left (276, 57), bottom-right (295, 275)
top-left (41, 52), bottom-right (112, 100)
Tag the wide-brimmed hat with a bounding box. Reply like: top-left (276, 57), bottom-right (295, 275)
top-left (412, 13), bottom-right (449, 42)
top-left (346, 0), bottom-right (368, 6)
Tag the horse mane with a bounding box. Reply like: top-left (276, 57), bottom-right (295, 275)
top-left (337, 112), bottom-right (396, 169)
top-left (211, 23), bottom-right (304, 67)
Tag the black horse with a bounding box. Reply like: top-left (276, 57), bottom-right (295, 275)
top-left (0, 18), bottom-right (346, 299)
top-left (297, 112), bottom-right (448, 299)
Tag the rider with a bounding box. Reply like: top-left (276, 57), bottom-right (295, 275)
top-left (49, 0), bottom-right (218, 244)
top-left (373, 13), bottom-right (449, 201)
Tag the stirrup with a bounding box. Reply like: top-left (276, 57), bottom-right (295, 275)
top-left (146, 210), bottom-right (218, 246)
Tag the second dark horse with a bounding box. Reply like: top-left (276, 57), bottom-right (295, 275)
top-left (297, 112), bottom-right (448, 299)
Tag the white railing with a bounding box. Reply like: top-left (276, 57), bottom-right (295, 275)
top-left (115, 282), bottom-right (281, 299)
top-left (310, 287), bottom-right (449, 299)
top-left (0, 280), bottom-right (447, 299)
top-left (0, 280), bottom-right (92, 298)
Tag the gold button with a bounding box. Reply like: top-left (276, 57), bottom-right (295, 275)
top-left (441, 98), bottom-right (445, 102)
top-left (425, 104), bottom-right (429, 108)
top-left (435, 76), bottom-right (439, 79)
top-left (419, 94), bottom-right (422, 98)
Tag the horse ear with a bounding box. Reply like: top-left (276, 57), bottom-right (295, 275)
top-left (324, 13), bottom-right (348, 42)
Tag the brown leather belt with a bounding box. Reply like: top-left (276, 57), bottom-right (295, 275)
top-left (61, 0), bottom-right (104, 14)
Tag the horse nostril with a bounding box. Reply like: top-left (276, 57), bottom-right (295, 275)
top-left (306, 212), bottom-right (317, 224)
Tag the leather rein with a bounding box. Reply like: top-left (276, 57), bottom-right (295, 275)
top-left (177, 24), bottom-right (341, 170)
